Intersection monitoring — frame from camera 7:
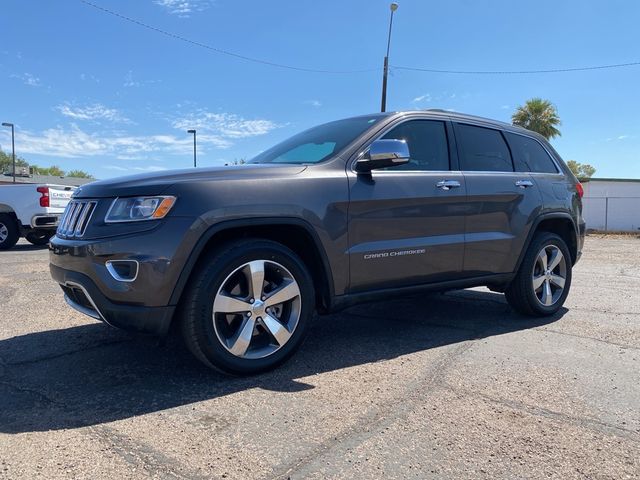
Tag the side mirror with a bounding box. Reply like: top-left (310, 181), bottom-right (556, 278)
top-left (355, 139), bottom-right (410, 173)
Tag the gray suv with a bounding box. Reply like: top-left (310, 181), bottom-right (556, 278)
top-left (50, 110), bottom-right (585, 374)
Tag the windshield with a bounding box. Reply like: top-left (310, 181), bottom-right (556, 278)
top-left (248, 116), bottom-right (384, 164)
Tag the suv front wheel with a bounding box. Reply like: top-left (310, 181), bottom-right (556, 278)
top-left (505, 232), bottom-right (572, 316)
top-left (180, 239), bottom-right (315, 375)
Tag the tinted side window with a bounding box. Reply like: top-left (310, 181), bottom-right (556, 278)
top-left (456, 124), bottom-right (513, 172)
top-left (381, 120), bottom-right (449, 171)
top-left (505, 132), bottom-right (558, 173)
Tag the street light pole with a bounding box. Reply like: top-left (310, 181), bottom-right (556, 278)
top-left (381, 2), bottom-right (398, 113)
top-left (187, 129), bottom-right (197, 168)
top-left (2, 122), bottom-right (15, 183)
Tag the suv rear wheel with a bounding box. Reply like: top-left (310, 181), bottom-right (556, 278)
top-left (180, 239), bottom-right (314, 375)
top-left (0, 214), bottom-right (19, 250)
top-left (505, 232), bottom-right (572, 316)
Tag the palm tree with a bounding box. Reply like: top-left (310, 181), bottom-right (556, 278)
top-left (512, 98), bottom-right (562, 140)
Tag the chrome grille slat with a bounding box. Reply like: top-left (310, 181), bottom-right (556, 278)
top-left (74, 202), bottom-right (95, 237)
top-left (60, 202), bottom-right (78, 235)
top-left (57, 200), bottom-right (97, 239)
top-left (58, 204), bottom-right (72, 234)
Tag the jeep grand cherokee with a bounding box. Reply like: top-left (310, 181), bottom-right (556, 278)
top-left (50, 110), bottom-right (585, 374)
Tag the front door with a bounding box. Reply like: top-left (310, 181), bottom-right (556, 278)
top-left (347, 119), bottom-right (467, 293)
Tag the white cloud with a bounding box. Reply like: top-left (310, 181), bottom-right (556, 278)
top-left (155, 0), bottom-right (212, 17)
top-left (0, 109), bottom-right (276, 161)
top-left (617, 135), bottom-right (629, 140)
top-left (304, 100), bottom-right (322, 108)
top-left (500, 104), bottom-right (511, 110)
top-left (171, 111), bottom-right (279, 139)
top-left (79, 73), bottom-right (100, 83)
top-left (411, 93), bottom-right (432, 103)
top-left (123, 70), bottom-right (139, 88)
top-left (123, 70), bottom-right (160, 88)
top-left (11, 72), bottom-right (41, 87)
top-left (57, 103), bottom-right (130, 123)
top-left (0, 124), bottom-right (207, 159)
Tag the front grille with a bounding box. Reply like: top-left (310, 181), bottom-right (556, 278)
top-left (57, 200), bottom-right (97, 238)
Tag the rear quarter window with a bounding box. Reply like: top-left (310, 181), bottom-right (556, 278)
top-left (504, 132), bottom-right (559, 174)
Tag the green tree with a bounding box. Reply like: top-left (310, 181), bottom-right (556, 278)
top-left (567, 160), bottom-right (596, 180)
top-left (66, 169), bottom-right (94, 179)
top-left (33, 165), bottom-right (65, 177)
top-left (512, 98), bottom-right (562, 140)
top-left (0, 149), bottom-right (29, 173)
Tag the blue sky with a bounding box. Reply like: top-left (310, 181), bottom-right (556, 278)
top-left (1, 0), bottom-right (639, 179)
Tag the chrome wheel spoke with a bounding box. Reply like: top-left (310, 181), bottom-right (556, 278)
top-left (541, 280), bottom-right (553, 306)
top-left (537, 250), bottom-right (548, 271)
top-left (262, 314), bottom-right (292, 346)
top-left (532, 275), bottom-right (546, 290)
top-left (248, 260), bottom-right (265, 300)
top-left (548, 248), bottom-right (563, 271)
top-left (213, 294), bottom-right (251, 313)
top-left (542, 281), bottom-right (553, 306)
top-left (228, 316), bottom-right (256, 357)
top-left (549, 274), bottom-right (565, 289)
top-left (265, 280), bottom-right (300, 307)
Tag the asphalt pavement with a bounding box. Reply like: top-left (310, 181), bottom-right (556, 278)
top-left (1, 236), bottom-right (638, 479)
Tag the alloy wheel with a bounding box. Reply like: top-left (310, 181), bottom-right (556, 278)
top-left (532, 245), bottom-right (567, 307)
top-left (0, 223), bottom-right (8, 243)
top-left (212, 259), bottom-right (302, 359)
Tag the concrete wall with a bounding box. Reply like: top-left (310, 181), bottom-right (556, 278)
top-left (582, 179), bottom-right (640, 232)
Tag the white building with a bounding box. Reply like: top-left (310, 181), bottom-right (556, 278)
top-left (582, 178), bottom-right (640, 232)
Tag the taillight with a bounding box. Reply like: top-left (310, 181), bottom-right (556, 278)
top-left (576, 182), bottom-right (584, 199)
top-left (37, 186), bottom-right (50, 207)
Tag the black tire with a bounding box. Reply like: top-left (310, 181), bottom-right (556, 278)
top-left (180, 239), bottom-right (315, 375)
top-left (0, 214), bottom-right (20, 250)
top-left (505, 232), bottom-right (572, 316)
top-left (25, 230), bottom-right (54, 246)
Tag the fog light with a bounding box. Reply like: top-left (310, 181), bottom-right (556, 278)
top-left (106, 260), bottom-right (139, 282)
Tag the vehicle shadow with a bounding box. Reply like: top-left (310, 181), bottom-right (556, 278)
top-left (0, 243), bottom-right (49, 253)
top-left (0, 290), bottom-right (565, 433)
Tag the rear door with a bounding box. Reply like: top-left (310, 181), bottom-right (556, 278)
top-left (503, 131), bottom-right (568, 213)
top-left (347, 118), bottom-right (467, 292)
top-left (453, 122), bottom-right (542, 276)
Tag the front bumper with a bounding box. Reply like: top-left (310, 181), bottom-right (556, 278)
top-left (49, 216), bottom-right (199, 335)
top-left (51, 264), bottom-right (175, 335)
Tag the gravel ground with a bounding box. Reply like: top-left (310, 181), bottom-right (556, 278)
top-left (0, 236), bottom-right (639, 479)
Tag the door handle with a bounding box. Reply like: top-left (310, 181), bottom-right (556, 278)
top-left (515, 180), bottom-right (534, 188)
top-left (436, 180), bottom-right (461, 191)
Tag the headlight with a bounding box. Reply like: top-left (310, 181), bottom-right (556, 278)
top-left (105, 196), bottom-right (177, 223)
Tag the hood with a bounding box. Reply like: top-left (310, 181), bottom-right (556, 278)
top-left (74, 163), bottom-right (307, 198)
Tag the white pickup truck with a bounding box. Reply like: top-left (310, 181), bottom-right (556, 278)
top-left (0, 184), bottom-right (75, 250)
